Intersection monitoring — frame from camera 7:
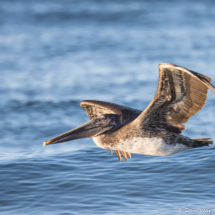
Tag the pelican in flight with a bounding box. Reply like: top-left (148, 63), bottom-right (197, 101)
top-left (43, 63), bottom-right (215, 161)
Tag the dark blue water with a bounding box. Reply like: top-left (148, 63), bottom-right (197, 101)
top-left (1, 0), bottom-right (215, 214)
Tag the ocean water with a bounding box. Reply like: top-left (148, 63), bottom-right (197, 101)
top-left (1, 0), bottom-right (215, 214)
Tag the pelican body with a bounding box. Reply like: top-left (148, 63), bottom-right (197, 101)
top-left (44, 63), bottom-right (215, 161)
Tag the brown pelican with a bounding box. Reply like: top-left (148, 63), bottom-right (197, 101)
top-left (43, 63), bottom-right (215, 161)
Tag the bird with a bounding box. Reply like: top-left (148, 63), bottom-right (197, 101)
top-left (43, 63), bottom-right (215, 161)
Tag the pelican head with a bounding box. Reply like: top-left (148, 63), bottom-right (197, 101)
top-left (43, 114), bottom-right (120, 146)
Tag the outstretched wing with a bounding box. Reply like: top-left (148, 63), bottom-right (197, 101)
top-left (135, 63), bottom-right (215, 133)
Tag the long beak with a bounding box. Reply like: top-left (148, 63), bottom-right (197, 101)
top-left (43, 119), bottom-right (113, 146)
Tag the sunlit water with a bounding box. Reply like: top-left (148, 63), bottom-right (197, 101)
top-left (1, 0), bottom-right (215, 214)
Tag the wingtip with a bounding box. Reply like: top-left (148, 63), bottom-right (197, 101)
top-left (201, 79), bottom-right (215, 94)
top-left (210, 84), bottom-right (215, 94)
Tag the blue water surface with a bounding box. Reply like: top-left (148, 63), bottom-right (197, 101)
top-left (1, 0), bottom-right (215, 214)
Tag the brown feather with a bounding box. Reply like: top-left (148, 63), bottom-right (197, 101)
top-left (80, 100), bottom-right (141, 120)
top-left (192, 138), bottom-right (213, 145)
